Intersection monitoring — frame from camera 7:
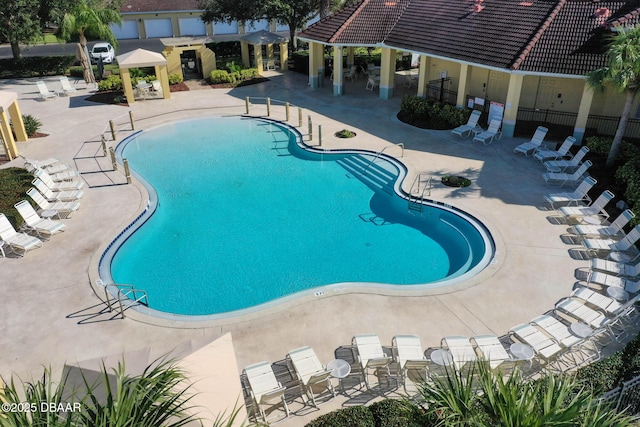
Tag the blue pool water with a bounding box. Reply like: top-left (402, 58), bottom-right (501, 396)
top-left (104, 117), bottom-right (493, 317)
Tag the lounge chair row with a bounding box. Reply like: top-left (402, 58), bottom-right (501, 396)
top-left (0, 201), bottom-right (66, 257)
top-left (36, 77), bottom-right (78, 100)
top-left (450, 111), bottom-right (503, 145)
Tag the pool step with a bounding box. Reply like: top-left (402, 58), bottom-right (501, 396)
top-left (337, 155), bottom-right (397, 195)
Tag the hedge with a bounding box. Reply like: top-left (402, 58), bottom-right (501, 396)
top-left (399, 95), bottom-right (471, 130)
top-left (305, 399), bottom-right (427, 427)
top-left (0, 55), bottom-right (75, 78)
top-left (305, 406), bottom-right (374, 427)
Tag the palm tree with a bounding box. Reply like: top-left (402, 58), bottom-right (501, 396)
top-left (57, 0), bottom-right (121, 82)
top-left (587, 26), bottom-right (640, 167)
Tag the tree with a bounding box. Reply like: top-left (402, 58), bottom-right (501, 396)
top-left (0, 0), bottom-right (43, 59)
top-left (199, 0), bottom-right (321, 51)
top-left (58, 0), bottom-right (122, 49)
top-left (587, 26), bottom-right (640, 167)
top-left (57, 0), bottom-right (122, 82)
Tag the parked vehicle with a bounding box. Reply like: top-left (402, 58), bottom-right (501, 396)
top-left (90, 42), bottom-right (115, 63)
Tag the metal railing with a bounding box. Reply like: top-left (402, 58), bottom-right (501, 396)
top-left (363, 143), bottom-right (404, 175)
top-left (97, 279), bottom-right (149, 319)
top-left (598, 374), bottom-right (640, 417)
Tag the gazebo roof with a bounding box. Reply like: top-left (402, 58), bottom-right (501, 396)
top-left (240, 30), bottom-right (288, 46)
top-left (117, 48), bottom-right (167, 68)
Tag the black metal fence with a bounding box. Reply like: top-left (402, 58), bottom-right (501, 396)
top-left (515, 107), bottom-right (640, 141)
top-left (426, 78), bottom-right (457, 105)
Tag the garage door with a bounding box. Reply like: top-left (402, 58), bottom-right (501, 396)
top-left (179, 17), bottom-right (206, 36)
top-left (213, 21), bottom-right (238, 35)
top-left (144, 18), bottom-right (173, 38)
top-left (110, 20), bottom-right (139, 39)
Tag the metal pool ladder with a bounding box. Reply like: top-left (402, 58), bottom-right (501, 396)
top-left (97, 279), bottom-right (149, 318)
top-left (408, 175), bottom-right (432, 214)
top-left (363, 143), bottom-right (404, 174)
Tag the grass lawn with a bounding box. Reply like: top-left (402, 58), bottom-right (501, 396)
top-left (0, 167), bottom-right (35, 229)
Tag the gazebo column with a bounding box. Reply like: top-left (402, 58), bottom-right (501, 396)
top-left (573, 83), bottom-right (595, 144)
top-left (309, 42), bottom-right (324, 88)
top-left (155, 65), bottom-right (171, 99)
top-left (346, 46), bottom-right (354, 68)
top-left (8, 100), bottom-right (27, 142)
top-left (266, 43), bottom-right (274, 61)
top-left (502, 73), bottom-right (524, 138)
top-left (417, 55), bottom-right (431, 97)
top-left (0, 109), bottom-right (18, 160)
top-left (279, 42), bottom-right (288, 70)
top-left (254, 45), bottom-right (263, 75)
top-left (379, 47), bottom-right (396, 99)
top-left (241, 41), bottom-right (250, 68)
top-left (333, 46), bottom-right (344, 96)
top-left (121, 68), bottom-right (135, 105)
top-left (456, 64), bottom-right (470, 108)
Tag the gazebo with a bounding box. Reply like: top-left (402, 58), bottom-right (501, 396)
top-left (0, 91), bottom-right (27, 160)
top-left (240, 30), bottom-right (289, 75)
top-left (116, 49), bottom-right (171, 105)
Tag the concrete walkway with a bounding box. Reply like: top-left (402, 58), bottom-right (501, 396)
top-left (0, 72), bottom-right (588, 424)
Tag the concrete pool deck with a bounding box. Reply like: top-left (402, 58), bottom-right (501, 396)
top-left (1, 71), bottom-right (590, 423)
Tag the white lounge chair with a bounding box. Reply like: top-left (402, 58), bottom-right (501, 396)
top-left (571, 209), bottom-right (633, 240)
top-left (470, 335), bottom-right (511, 370)
top-left (473, 119), bottom-right (502, 145)
top-left (534, 136), bottom-right (576, 162)
top-left (32, 178), bottom-right (83, 202)
top-left (243, 361), bottom-right (289, 423)
top-left (36, 80), bottom-right (57, 100)
top-left (508, 323), bottom-right (563, 369)
top-left (543, 160), bottom-right (592, 187)
top-left (544, 177), bottom-right (596, 209)
top-left (587, 271), bottom-right (640, 294)
top-left (23, 157), bottom-right (73, 175)
top-left (31, 165), bottom-right (80, 183)
top-left (544, 146), bottom-right (590, 172)
top-left (558, 190), bottom-right (614, 222)
top-left (365, 77), bottom-right (379, 91)
top-left (0, 213), bottom-right (43, 256)
top-left (352, 334), bottom-right (392, 389)
top-left (58, 76), bottom-right (78, 95)
top-left (571, 287), bottom-right (623, 316)
top-left (286, 346), bottom-right (335, 407)
top-left (589, 255), bottom-right (640, 278)
top-left (530, 314), bottom-right (601, 366)
top-left (392, 335), bottom-right (428, 391)
top-left (451, 110), bottom-right (482, 138)
top-left (441, 336), bottom-right (477, 371)
top-left (514, 126), bottom-right (548, 156)
top-left (14, 200), bottom-right (66, 240)
top-left (26, 187), bottom-right (80, 219)
top-left (582, 225), bottom-right (640, 259)
top-left (34, 168), bottom-right (84, 191)
top-left (554, 298), bottom-right (610, 330)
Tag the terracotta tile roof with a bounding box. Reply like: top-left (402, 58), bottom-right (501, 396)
top-left (299, 0), bottom-right (411, 45)
top-left (121, 0), bottom-right (201, 13)
top-left (518, 0), bottom-right (640, 74)
top-left (298, 0), bottom-right (640, 75)
top-left (385, 0), bottom-right (561, 70)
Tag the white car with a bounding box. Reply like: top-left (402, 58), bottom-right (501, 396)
top-left (90, 42), bottom-right (115, 64)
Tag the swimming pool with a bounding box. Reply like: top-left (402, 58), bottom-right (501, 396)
top-left (100, 116), bottom-right (494, 319)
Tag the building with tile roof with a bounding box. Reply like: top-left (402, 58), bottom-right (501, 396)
top-left (298, 0), bottom-right (640, 141)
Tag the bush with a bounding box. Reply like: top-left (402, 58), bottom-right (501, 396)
top-left (305, 406), bottom-right (375, 427)
top-left (577, 334), bottom-right (640, 393)
top-left (0, 55), bottom-right (75, 78)
top-left (0, 168), bottom-right (35, 229)
top-left (369, 399), bottom-right (414, 427)
top-left (21, 115), bottom-right (42, 137)
top-left (225, 60), bottom-right (243, 73)
top-left (97, 74), bottom-right (123, 91)
top-left (210, 69), bottom-right (234, 84)
top-left (399, 96), bottom-right (471, 130)
top-left (168, 73), bottom-right (183, 85)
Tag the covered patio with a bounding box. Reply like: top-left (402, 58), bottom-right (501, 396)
top-left (240, 30), bottom-right (289, 75)
top-left (116, 48), bottom-right (171, 105)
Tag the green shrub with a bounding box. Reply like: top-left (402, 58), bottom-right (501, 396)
top-left (240, 68), bottom-right (259, 80)
top-left (210, 69), bottom-right (233, 84)
top-left (620, 334), bottom-right (640, 381)
top-left (168, 73), bottom-right (183, 85)
top-left (305, 406), bottom-right (375, 427)
top-left (400, 95), bottom-right (429, 123)
top-left (290, 51), bottom-right (310, 74)
top-left (0, 168), bottom-right (35, 229)
top-left (577, 352), bottom-right (624, 394)
top-left (225, 60), bottom-right (243, 73)
top-left (97, 74), bottom-right (123, 91)
top-left (21, 115), bottom-right (42, 137)
top-left (369, 399), bottom-right (413, 427)
top-left (585, 136), bottom-right (613, 156)
top-left (0, 55), bottom-right (74, 78)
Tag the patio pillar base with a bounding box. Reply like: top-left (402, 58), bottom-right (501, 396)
top-left (380, 86), bottom-right (393, 99)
